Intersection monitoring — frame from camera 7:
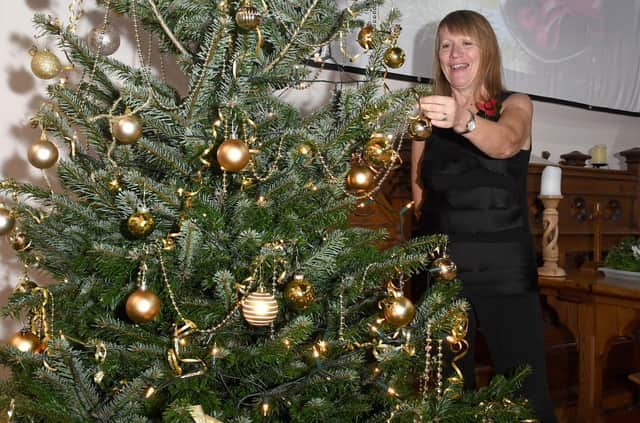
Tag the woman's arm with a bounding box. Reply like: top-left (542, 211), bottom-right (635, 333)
top-left (411, 140), bottom-right (426, 218)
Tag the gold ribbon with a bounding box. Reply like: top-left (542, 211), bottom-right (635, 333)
top-left (167, 320), bottom-right (208, 378)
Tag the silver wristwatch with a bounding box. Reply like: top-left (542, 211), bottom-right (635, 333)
top-left (460, 110), bottom-right (476, 134)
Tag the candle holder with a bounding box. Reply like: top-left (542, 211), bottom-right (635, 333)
top-left (537, 195), bottom-right (566, 278)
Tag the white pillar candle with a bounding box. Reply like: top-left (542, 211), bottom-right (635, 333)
top-left (590, 144), bottom-right (607, 164)
top-left (540, 166), bottom-right (562, 196)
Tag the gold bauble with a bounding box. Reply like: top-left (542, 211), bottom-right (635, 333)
top-left (217, 139), bottom-right (250, 172)
top-left (408, 119), bottom-right (432, 141)
top-left (235, 6), bottom-right (261, 30)
top-left (28, 139), bottom-right (59, 169)
top-left (10, 232), bottom-right (31, 251)
top-left (9, 330), bottom-right (42, 353)
top-left (112, 114), bottom-right (143, 144)
top-left (127, 207), bottom-right (155, 239)
top-left (30, 49), bottom-right (62, 80)
top-left (125, 287), bottom-right (161, 323)
top-left (346, 164), bottom-right (375, 192)
top-left (363, 133), bottom-right (394, 171)
top-left (381, 295), bottom-right (415, 328)
top-left (432, 256), bottom-right (457, 281)
top-left (242, 288), bottom-right (278, 326)
top-left (383, 46), bottom-right (406, 69)
top-left (0, 205), bottom-right (15, 235)
top-left (357, 24), bottom-right (375, 50)
top-left (284, 274), bottom-right (314, 311)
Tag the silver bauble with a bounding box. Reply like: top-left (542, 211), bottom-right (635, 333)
top-left (87, 23), bottom-right (121, 56)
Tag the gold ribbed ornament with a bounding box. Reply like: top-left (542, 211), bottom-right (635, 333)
top-left (235, 6), bottom-right (261, 30)
top-left (242, 288), bottom-right (278, 326)
top-left (30, 49), bottom-right (62, 80)
top-left (0, 205), bottom-right (16, 235)
top-left (217, 139), bottom-right (250, 172)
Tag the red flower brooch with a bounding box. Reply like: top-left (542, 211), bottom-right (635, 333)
top-left (475, 98), bottom-right (499, 118)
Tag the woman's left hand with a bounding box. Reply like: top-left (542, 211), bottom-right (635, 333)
top-left (418, 95), bottom-right (463, 131)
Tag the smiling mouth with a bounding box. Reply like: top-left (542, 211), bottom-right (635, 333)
top-left (451, 63), bottom-right (469, 70)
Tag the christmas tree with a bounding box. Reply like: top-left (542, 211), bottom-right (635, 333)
top-left (0, 1), bottom-right (533, 421)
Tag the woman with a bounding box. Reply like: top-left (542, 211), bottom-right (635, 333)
top-left (411, 10), bottom-right (557, 423)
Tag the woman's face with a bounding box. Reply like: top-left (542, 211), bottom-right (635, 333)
top-left (437, 26), bottom-right (481, 92)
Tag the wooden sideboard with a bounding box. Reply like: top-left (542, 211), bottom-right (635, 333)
top-left (349, 144), bottom-right (640, 422)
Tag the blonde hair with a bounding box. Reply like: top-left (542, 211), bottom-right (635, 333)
top-left (432, 10), bottom-right (504, 101)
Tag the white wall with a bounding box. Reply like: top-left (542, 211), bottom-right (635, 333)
top-left (1, 1), bottom-right (638, 343)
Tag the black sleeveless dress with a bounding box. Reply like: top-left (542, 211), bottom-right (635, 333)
top-left (418, 101), bottom-right (537, 297)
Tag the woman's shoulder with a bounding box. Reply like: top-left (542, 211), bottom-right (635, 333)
top-left (502, 92), bottom-right (532, 107)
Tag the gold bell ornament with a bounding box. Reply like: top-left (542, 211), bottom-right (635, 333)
top-left (242, 286), bottom-right (278, 326)
top-left (28, 131), bottom-right (59, 169)
top-left (29, 47), bottom-right (62, 80)
top-left (408, 118), bottom-right (431, 141)
top-left (284, 274), bottom-right (315, 311)
top-left (126, 206), bottom-right (155, 239)
top-left (217, 138), bottom-right (250, 172)
top-left (111, 112), bottom-right (143, 145)
top-left (0, 204), bottom-right (16, 235)
top-left (383, 46), bottom-right (405, 69)
top-left (432, 255), bottom-right (457, 281)
top-left (357, 24), bottom-right (375, 50)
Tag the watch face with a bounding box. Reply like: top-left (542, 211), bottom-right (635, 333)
top-left (467, 119), bottom-right (476, 132)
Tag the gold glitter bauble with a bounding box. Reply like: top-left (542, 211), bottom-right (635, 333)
top-left (357, 24), bottom-right (375, 50)
top-left (383, 46), bottom-right (405, 68)
top-left (432, 256), bottom-right (457, 281)
top-left (125, 287), bottom-right (161, 323)
top-left (30, 49), bottom-right (62, 80)
top-left (242, 288), bottom-right (278, 326)
top-left (127, 207), bottom-right (155, 239)
top-left (346, 164), bottom-right (375, 192)
top-left (0, 205), bottom-right (16, 235)
top-left (217, 139), bottom-right (250, 172)
top-left (363, 133), bottom-right (394, 171)
top-left (28, 139), bottom-right (59, 169)
top-left (235, 6), bottom-right (261, 30)
top-left (408, 119), bottom-right (432, 141)
top-left (284, 274), bottom-right (314, 311)
top-left (9, 330), bottom-right (42, 353)
top-left (381, 295), bottom-right (415, 328)
top-left (112, 114), bottom-right (143, 144)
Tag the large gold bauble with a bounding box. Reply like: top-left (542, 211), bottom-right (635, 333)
top-left (127, 208), bottom-right (155, 239)
top-left (408, 119), bottom-right (432, 141)
top-left (28, 139), bottom-right (59, 169)
top-left (125, 287), bottom-right (161, 323)
top-left (432, 256), bottom-right (458, 281)
top-left (217, 139), bottom-right (250, 172)
top-left (346, 164), bottom-right (375, 192)
top-left (382, 295), bottom-right (415, 328)
top-left (357, 24), bottom-right (375, 50)
top-left (112, 115), bottom-right (143, 145)
top-left (0, 205), bottom-right (16, 235)
top-left (383, 46), bottom-right (406, 69)
top-left (284, 274), bottom-right (315, 311)
top-left (9, 330), bottom-right (42, 353)
top-left (235, 6), bottom-right (261, 30)
top-left (363, 133), bottom-right (394, 171)
top-left (30, 49), bottom-right (62, 80)
top-left (242, 289), bottom-right (278, 326)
